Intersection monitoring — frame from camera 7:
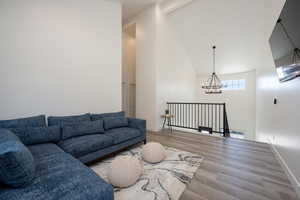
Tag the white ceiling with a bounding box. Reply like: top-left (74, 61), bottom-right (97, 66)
top-left (120, 0), bottom-right (162, 22)
top-left (165, 0), bottom-right (271, 74)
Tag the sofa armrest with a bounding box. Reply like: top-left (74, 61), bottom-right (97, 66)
top-left (127, 118), bottom-right (146, 136)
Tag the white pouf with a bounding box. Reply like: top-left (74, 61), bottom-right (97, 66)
top-left (108, 156), bottom-right (143, 188)
top-left (142, 142), bottom-right (166, 163)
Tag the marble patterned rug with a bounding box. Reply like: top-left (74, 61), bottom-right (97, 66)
top-left (90, 145), bottom-right (203, 200)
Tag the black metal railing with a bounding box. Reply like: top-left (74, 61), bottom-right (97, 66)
top-left (167, 102), bottom-right (230, 137)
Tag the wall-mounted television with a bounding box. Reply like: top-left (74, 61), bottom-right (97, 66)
top-left (269, 0), bottom-right (300, 82)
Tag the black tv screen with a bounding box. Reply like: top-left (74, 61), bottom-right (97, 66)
top-left (269, 0), bottom-right (300, 82)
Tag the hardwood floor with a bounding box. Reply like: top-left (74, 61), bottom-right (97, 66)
top-left (147, 131), bottom-right (299, 200)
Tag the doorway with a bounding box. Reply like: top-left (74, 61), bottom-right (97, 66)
top-left (122, 24), bottom-right (136, 117)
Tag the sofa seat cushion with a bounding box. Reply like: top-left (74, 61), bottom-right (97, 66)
top-left (28, 143), bottom-right (65, 159)
top-left (105, 127), bottom-right (141, 144)
top-left (57, 134), bottom-right (114, 158)
top-left (0, 143), bottom-right (113, 200)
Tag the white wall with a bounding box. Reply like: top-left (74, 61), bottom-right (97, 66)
top-left (125, 4), bottom-right (196, 131)
top-left (133, 5), bottom-right (158, 131)
top-left (127, 5), bottom-right (197, 131)
top-left (256, 0), bottom-right (300, 192)
top-left (256, 66), bottom-right (300, 192)
top-left (0, 0), bottom-right (122, 119)
top-left (197, 71), bottom-right (256, 140)
top-left (155, 4), bottom-right (197, 130)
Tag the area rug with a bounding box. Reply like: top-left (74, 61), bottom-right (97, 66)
top-left (90, 145), bottom-right (203, 200)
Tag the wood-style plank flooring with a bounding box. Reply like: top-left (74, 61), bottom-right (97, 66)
top-left (147, 131), bottom-right (299, 200)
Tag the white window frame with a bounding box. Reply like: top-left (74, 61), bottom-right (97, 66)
top-left (221, 79), bottom-right (246, 91)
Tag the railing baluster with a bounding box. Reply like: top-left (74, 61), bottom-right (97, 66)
top-left (197, 104), bottom-right (200, 129)
top-left (211, 104), bottom-right (213, 131)
top-left (171, 104), bottom-right (173, 125)
top-left (194, 105), bottom-right (197, 128)
top-left (184, 104), bottom-right (186, 128)
top-left (181, 103), bottom-right (183, 127)
top-left (204, 104), bottom-right (206, 127)
top-left (180, 104), bottom-right (182, 127)
top-left (208, 104), bottom-right (210, 128)
top-left (188, 104), bottom-right (190, 128)
top-left (182, 103), bottom-right (184, 127)
top-left (201, 104), bottom-right (203, 127)
top-left (191, 104), bottom-right (193, 128)
top-left (219, 104), bottom-right (221, 132)
top-left (215, 105), bottom-right (217, 132)
top-left (174, 104), bottom-right (178, 125)
top-left (210, 104), bottom-right (212, 130)
top-left (169, 104), bottom-right (172, 126)
top-left (190, 104), bottom-right (192, 128)
top-left (173, 104), bottom-right (175, 125)
top-left (193, 104), bottom-right (195, 129)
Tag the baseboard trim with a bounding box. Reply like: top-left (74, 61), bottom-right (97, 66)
top-left (269, 141), bottom-right (300, 197)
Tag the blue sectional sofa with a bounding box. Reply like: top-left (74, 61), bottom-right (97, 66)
top-left (0, 112), bottom-right (146, 200)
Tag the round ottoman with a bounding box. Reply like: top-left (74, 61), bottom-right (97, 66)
top-left (142, 142), bottom-right (166, 163)
top-left (108, 156), bottom-right (143, 188)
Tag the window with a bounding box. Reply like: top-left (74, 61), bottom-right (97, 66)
top-left (221, 79), bottom-right (246, 90)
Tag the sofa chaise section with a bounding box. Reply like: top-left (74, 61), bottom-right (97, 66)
top-left (0, 142), bottom-right (113, 200)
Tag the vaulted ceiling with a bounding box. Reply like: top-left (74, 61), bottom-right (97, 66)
top-left (165, 0), bottom-right (270, 74)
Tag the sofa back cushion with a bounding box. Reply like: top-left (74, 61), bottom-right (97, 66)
top-left (103, 117), bottom-right (128, 130)
top-left (0, 115), bottom-right (46, 129)
top-left (47, 113), bottom-right (91, 126)
top-left (91, 111), bottom-right (125, 121)
top-left (61, 120), bottom-right (104, 140)
top-left (0, 129), bottom-right (35, 188)
top-left (9, 126), bottom-right (61, 145)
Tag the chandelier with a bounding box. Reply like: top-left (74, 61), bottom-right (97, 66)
top-left (202, 46), bottom-right (223, 94)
